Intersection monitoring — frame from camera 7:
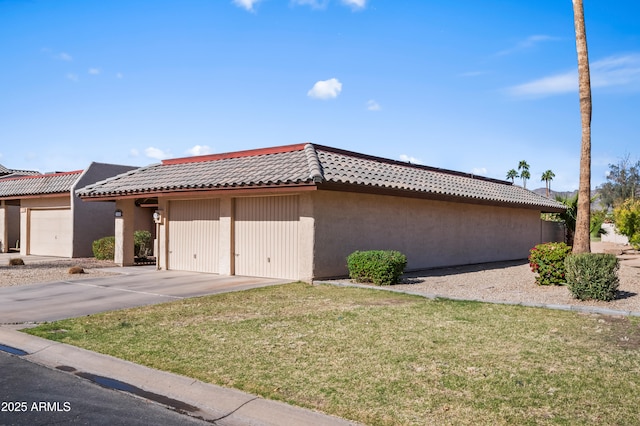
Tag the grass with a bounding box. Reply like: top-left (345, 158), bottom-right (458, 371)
top-left (26, 282), bottom-right (640, 425)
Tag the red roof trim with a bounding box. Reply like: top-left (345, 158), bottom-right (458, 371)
top-left (162, 143), bottom-right (309, 165)
top-left (0, 170), bottom-right (82, 181)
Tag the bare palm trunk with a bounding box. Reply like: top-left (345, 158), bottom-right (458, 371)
top-left (572, 0), bottom-right (591, 254)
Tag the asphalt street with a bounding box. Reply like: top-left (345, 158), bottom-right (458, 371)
top-left (0, 351), bottom-right (210, 425)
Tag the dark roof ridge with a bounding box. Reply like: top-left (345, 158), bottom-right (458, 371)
top-left (161, 143), bottom-right (308, 165)
top-left (303, 144), bottom-right (324, 183)
top-left (311, 144), bottom-right (512, 186)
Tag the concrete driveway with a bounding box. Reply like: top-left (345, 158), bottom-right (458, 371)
top-left (0, 266), bottom-right (289, 325)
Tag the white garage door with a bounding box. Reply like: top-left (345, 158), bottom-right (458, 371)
top-left (235, 195), bottom-right (299, 280)
top-left (29, 208), bottom-right (72, 257)
top-left (168, 199), bottom-right (220, 273)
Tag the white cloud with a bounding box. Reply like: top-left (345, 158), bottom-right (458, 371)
top-left (233, 0), bottom-right (261, 12)
top-left (472, 167), bottom-right (488, 175)
top-left (341, 0), bottom-right (367, 10)
top-left (507, 53), bottom-right (640, 98)
top-left (399, 154), bottom-right (422, 164)
top-left (116, 72), bottom-right (124, 79)
top-left (366, 99), bottom-right (381, 111)
top-left (307, 78), bottom-right (342, 100)
top-left (185, 145), bottom-right (212, 156)
top-left (58, 52), bottom-right (73, 61)
top-left (129, 149), bottom-right (139, 157)
top-left (66, 73), bottom-right (78, 82)
top-left (88, 68), bottom-right (100, 75)
top-left (496, 35), bottom-right (560, 56)
top-left (291, 0), bottom-right (329, 9)
top-left (145, 147), bottom-right (172, 160)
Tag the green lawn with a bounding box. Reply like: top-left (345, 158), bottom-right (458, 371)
top-left (26, 282), bottom-right (640, 425)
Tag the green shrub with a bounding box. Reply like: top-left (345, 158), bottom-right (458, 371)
top-left (528, 242), bottom-right (572, 285)
top-left (92, 236), bottom-right (115, 260)
top-left (614, 199), bottom-right (640, 249)
top-left (134, 230), bottom-right (152, 258)
top-left (347, 250), bottom-right (407, 285)
top-left (565, 253), bottom-right (619, 301)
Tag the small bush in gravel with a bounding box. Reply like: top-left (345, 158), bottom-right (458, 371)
top-left (347, 250), bottom-right (407, 285)
top-left (92, 236), bottom-right (115, 260)
top-left (565, 253), bottom-right (619, 301)
top-left (68, 266), bottom-right (85, 274)
top-left (528, 242), bottom-right (572, 285)
top-left (8, 258), bottom-right (25, 266)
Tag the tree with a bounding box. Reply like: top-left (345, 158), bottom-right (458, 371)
top-left (518, 160), bottom-right (530, 188)
top-left (614, 199), bottom-right (640, 249)
top-left (572, 0), bottom-right (592, 255)
top-left (506, 169), bottom-right (519, 184)
top-left (556, 194), bottom-right (578, 246)
top-left (541, 170), bottom-right (555, 197)
top-left (597, 154), bottom-right (640, 208)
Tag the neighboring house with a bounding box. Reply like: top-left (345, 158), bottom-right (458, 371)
top-left (0, 163), bottom-right (137, 257)
top-left (0, 164), bottom-right (40, 179)
top-left (77, 144), bottom-right (566, 281)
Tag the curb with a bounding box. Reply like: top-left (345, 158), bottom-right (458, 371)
top-left (0, 327), bottom-right (358, 426)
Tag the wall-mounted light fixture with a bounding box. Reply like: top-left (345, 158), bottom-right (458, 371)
top-left (153, 209), bottom-right (163, 224)
top-left (114, 209), bottom-right (123, 217)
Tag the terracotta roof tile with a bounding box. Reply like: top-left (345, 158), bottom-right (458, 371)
top-left (77, 144), bottom-right (566, 211)
top-left (0, 171), bottom-right (81, 198)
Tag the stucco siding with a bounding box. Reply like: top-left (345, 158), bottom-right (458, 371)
top-left (72, 163), bottom-right (137, 257)
top-left (311, 190), bottom-right (544, 279)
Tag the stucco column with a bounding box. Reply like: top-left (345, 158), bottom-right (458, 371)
top-left (298, 193), bottom-right (315, 283)
top-left (114, 199), bottom-right (135, 266)
top-left (19, 207), bottom-right (29, 256)
top-left (218, 197), bottom-right (234, 276)
top-left (0, 201), bottom-right (6, 253)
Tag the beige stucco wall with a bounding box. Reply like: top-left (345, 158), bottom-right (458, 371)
top-left (311, 190), bottom-right (548, 279)
top-left (0, 202), bottom-right (20, 253)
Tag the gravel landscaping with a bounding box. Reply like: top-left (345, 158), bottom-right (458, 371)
top-left (327, 242), bottom-right (640, 314)
top-left (0, 257), bottom-right (119, 288)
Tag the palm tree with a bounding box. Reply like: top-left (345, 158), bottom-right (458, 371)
top-left (518, 160), bottom-right (530, 188)
top-left (541, 170), bottom-right (555, 197)
top-left (572, 0), bottom-right (592, 254)
top-left (506, 169), bottom-right (519, 184)
top-left (520, 170), bottom-right (531, 188)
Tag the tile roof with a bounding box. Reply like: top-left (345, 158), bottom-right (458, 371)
top-left (0, 164), bottom-right (40, 178)
top-left (0, 171), bottom-right (82, 198)
top-left (77, 144), bottom-right (566, 211)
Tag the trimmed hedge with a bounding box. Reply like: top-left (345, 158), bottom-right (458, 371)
top-left (347, 250), bottom-right (407, 285)
top-left (565, 253), bottom-right (619, 301)
top-left (528, 242), bottom-right (572, 286)
top-left (92, 236), bottom-right (115, 260)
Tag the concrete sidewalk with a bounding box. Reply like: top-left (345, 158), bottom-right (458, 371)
top-left (0, 327), bottom-right (358, 425)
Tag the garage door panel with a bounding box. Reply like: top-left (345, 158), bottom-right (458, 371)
top-left (235, 196), bottom-right (298, 279)
top-left (29, 209), bottom-right (72, 257)
top-left (168, 199), bottom-right (220, 273)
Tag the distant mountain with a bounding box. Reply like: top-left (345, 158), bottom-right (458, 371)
top-left (531, 188), bottom-right (577, 200)
top-left (531, 187), bottom-right (607, 211)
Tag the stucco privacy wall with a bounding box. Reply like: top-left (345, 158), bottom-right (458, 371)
top-left (71, 163), bottom-right (138, 257)
top-left (311, 190), bottom-right (548, 279)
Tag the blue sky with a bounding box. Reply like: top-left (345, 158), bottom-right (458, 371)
top-left (1, 0), bottom-right (639, 191)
